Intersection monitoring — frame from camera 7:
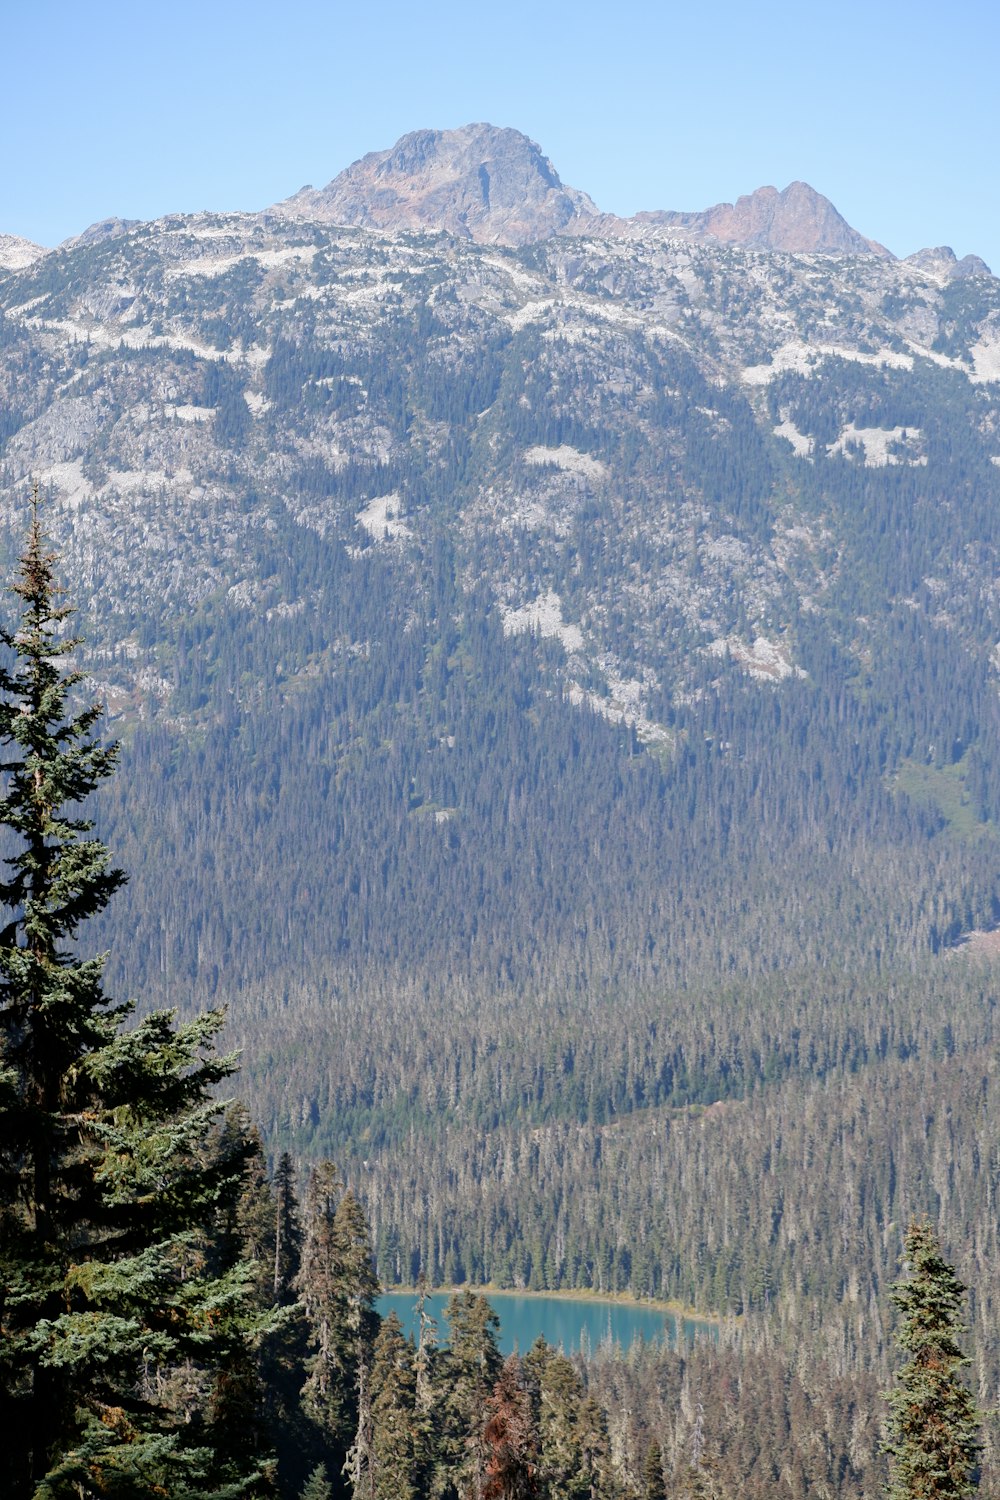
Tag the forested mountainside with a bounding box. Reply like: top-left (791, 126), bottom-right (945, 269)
top-left (3, 125), bottom-right (1000, 1456)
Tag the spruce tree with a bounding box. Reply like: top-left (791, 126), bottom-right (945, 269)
top-left (884, 1219), bottom-right (981, 1500)
top-left (434, 1292), bottom-right (503, 1499)
top-left (641, 1440), bottom-right (666, 1500)
top-left (297, 1163), bottom-right (379, 1470)
top-left (0, 497), bottom-right (275, 1497)
top-left (299, 1463), bottom-right (334, 1500)
top-left (273, 1151), bottom-right (303, 1305)
top-left (532, 1347), bottom-right (609, 1500)
top-left (369, 1311), bottom-right (419, 1500)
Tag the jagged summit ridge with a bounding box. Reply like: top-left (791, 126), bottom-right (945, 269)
top-left (275, 123), bottom-right (600, 247)
top-left (628, 180), bottom-right (893, 258)
top-left (272, 125), bottom-right (898, 259)
top-left (9, 124), bottom-right (991, 269)
top-left (904, 245), bottom-right (993, 280)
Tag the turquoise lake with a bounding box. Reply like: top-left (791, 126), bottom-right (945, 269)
top-left (376, 1291), bottom-right (715, 1358)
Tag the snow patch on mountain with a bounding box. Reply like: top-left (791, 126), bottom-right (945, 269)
top-left (566, 674), bottom-right (670, 746)
top-left (744, 340), bottom-right (914, 385)
top-left (0, 234), bottom-right (47, 271)
top-left (817, 344), bottom-right (913, 372)
top-left (166, 245), bottom-right (318, 280)
top-left (37, 459), bottom-right (92, 511)
top-left (742, 341), bottom-right (823, 384)
top-left (971, 335), bottom-right (1000, 384)
top-left (14, 309), bottom-right (271, 370)
top-left (505, 297), bottom-right (557, 331)
top-left (166, 404), bottom-right (214, 424)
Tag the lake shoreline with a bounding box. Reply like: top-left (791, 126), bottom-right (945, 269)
top-left (379, 1283), bottom-right (724, 1330)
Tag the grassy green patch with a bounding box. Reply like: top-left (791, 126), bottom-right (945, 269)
top-left (893, 752), bottom-right (988, 839)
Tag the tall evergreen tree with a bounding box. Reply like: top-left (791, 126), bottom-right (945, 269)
top-left (260, 1153), bottom-right (310, 1496)
top-left (298, 1162), bottom-right (350, 1452)
top-left (434, 1292), bottom-right (503, 1500)
top-left (0, 496), bottom-right (275, 1497)
top-left (299, 1463), bottom-right (334, 1500)
top-left (344, 1353), bottom-right (375, 1500)
top-left (532, 1347), bottom-right (610, 1500)
top-left (297, 1163), bottom-right (379, 1472)
top-left (273, 1151), bottom-right (303, 1305)
top-left (884, 1219), bottom-right (982, 1500)
top-left (641, 1440), bottom-right (665, 1500)
top-left (369, 1311), bottom-right (420, 1500)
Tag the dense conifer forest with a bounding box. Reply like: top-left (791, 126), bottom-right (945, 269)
top-left (0, 509), bottom-right (990, 1498)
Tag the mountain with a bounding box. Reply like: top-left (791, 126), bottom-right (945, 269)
top-left (276, 122), bottom-right (600, 246)
top-left (0, 232), bottom-right (47, 270)
top-left (4, 131), bottom-right (1000, 1387)
top-left (272, 126), bottom-right (904, 259)
top-left (2, 173), bottom-right (999, 1000)
top-left (62, 216), bottom-right (143, 250)
top-left (904, 244), bottom-right (993, 279)
top-left (626, 180), bottom-right (894, 256)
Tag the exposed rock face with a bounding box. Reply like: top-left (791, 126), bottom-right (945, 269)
top-left (272, 128), bottom-right (897, 259)
top-left (624, 181), bottom-right (894, 258)
top-left (904, 245), bottom-right (993, 279)
top-left (62, 218), bottom-right (142, 250)
top-left (0, 233), bottom-right (47, 271)
top-left (275, 123), bottom-right (600, 247)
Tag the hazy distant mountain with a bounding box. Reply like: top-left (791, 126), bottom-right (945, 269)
top-left (275, 123), bottom-right (600, 246)
top-left (272, 127), bottom-right (904, 259)
top-left (11, 124), bottom-right (988, 270)
top-left (625, 180), bottom-right (894, 257)
top-left (61, 217), bottom-right (143, 250)
top-left (904, 245), bottom-right (993, 279)
top-left (0, 232), bottom-right (46, 271)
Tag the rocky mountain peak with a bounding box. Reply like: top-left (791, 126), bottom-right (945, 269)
top-left (274, 123), bottom-right (599, 247)
top-left (271, 127), bottom-right (896, 260)
top-left (61, 217), bottom-right (143, 251)
top-left (0, 232), bottom-right (47, 272)
top-left (904, 245), bottom-right (993, 280)
top-left (631, 180), bottom-right (893, 258)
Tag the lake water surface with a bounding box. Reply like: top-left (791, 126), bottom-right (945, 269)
top-left (377, 1290), bottom-right (715, 1358)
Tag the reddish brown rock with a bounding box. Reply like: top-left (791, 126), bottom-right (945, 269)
top-left (628, 181), bottom-right (893, 257)
top-left (275, 123), bottom-right (599, 247)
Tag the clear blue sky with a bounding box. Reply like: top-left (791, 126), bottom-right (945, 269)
top-left (5, 0), bottom-right (998, 269)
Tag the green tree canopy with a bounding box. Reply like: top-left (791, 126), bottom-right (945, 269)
top-left (884, 1219), bottom-right (981, 1500)
top-left (0, 496), bottom-right (275, 1497)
